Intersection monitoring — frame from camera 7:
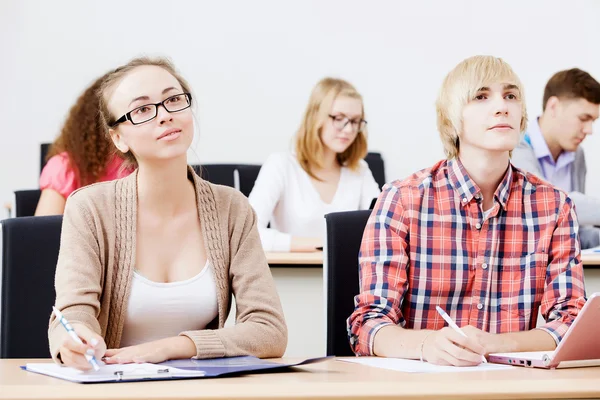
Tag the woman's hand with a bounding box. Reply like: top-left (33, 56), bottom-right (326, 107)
top-left (58, 324), bottom-right (106, 371)
top-left (104, 336), bottom-right (196, 364)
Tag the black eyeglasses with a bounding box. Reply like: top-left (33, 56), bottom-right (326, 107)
top-left (110, 93), bottom-right (192, 127)
top-left (328, 114), bottom-right (367, 132)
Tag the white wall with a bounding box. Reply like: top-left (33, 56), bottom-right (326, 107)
top-left (1, 0), bottom-right (600, 210)
top-left (2, 0), bottom-right (600, 357)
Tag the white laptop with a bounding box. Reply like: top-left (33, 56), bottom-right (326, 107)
top-left (488, 292), bottom-right (600, 369)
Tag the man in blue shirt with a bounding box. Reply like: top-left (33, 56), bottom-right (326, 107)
top-left (512, 68), bottom-right (600, 248)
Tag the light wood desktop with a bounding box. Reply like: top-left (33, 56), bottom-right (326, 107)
top-left (582, 252), bottom-right (600, 266)
top-left (266, 250), bottom-right (600, 267)
top-left (265, 251), bottom-right (323, 265)
top-left (2, 358), bottom-right (599, 400)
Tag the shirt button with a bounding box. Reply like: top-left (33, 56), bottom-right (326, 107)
top-left (482, 263), bottom-right (488, 270)
top-left (475, 223), bottom-right (482, 230)
top-left (462, 197), bottom-right (467, 203)
top-left (477, 303), bottom-right (483, 310)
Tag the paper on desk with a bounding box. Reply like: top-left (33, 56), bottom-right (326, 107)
top-left (338, 357), bottom-right (514, 373)
top-left (23, 361), bottom-right (204, 383)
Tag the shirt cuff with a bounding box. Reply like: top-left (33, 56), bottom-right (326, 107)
top-left (358, 319), bottom-right (394, 356)
top-left (536, 320), bottom-right (570, 346)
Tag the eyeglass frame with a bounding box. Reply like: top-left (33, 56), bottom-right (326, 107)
top-left (328, 114), bottom-right (368, 132)
top-left (110, 92), bottom-right (193, 128)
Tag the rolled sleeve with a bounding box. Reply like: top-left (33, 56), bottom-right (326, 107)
top-left (538, 196), bottom-right (587, 344)
top-left (347, 184), bottom-right (410, 355)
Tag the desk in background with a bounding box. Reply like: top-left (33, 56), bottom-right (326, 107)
top-left (2, 358), bottom-right (599, 400)
top-left (226, 252), bottom-right (325, 358)
top-left (265, 251), bottom-right (323, 267)
top-left (267, 251), bottom-right (600, 267)
top-left (582, 252), bottom-right (600, 266)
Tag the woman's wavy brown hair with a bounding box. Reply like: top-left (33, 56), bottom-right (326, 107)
top-left (46, 73), bottom-right (120, 187)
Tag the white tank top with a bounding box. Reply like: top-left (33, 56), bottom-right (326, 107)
top-left (120, 261), bottom-right (218, 347)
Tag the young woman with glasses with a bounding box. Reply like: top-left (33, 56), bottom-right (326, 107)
top-left (248, 78), bottom-right (380, 252)
top-left (48, 57), bottom-right (287, 370)
top-left (36, 73), bottom-right (133, 215)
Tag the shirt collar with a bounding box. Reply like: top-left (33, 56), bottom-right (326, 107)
top-left (448, 158), bottom-right (513, 211)
top-left (526, 117), bottom-right (575, 166)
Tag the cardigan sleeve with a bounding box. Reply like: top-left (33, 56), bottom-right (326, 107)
top-left (47, 191), bottom-right (104, 363)
top-left (180, 194), bottom-right (288, 358)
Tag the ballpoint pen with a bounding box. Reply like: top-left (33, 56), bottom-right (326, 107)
top-left (52, 306), bottom-right (100, 371)
top-left (435, 305), bottom-right (488, 364)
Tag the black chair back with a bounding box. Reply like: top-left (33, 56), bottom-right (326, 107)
top-left (191, 164), bottom-right (237, 188)
top-left (365, 152), bottom-right (386, 189)
top-left (324, 209), bottom-right (371, 356)
top-left (191, 164), bottom-right (262, 197)
top-left (14, 190), bottom-right (42, 217)
top-left (237, 164), bottom-right (261, 197)
top-left (41, 143), bottom-right (51, 173)
top-left (0, 216), bottom-right (62, 358)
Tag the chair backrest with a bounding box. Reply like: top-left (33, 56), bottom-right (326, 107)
top-left (14, 190), bottom-right (42, 217)
top-left (191, 164), bottom-right (262, 196)
top-left (237, 164), bottom-right (262, 197)
top-left (365, 152), bottom-right (386, 189)
top-left (40, 143), bottom-right (51, 173)
top-left (191, 164), bottom-right (237, 188)
top-left (324, 209), bottom-right (371, 356)
top-left (0, 216), bottom-right (62, 358)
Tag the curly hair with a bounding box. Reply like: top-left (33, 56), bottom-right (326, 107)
top-left (47, 73), bottom-right (120, 187)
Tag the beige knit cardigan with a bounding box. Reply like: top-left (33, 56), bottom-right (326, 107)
top-left (48, 167), bottom-right (287, 361)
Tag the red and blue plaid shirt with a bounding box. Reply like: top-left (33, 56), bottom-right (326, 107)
top-left (348, 158), bottom-right (586, 355)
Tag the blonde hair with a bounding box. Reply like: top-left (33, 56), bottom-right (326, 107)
top-left (436, 55), bottom-right (528, 159)
top-left (295, 77), bottom-right (368, 180)
top-left (98, 56), bottom-right (193, 169)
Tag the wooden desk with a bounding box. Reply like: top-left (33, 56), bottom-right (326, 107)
top-left (2, 358), bottom-right (599, 400)
top-left (265, 251), bottom-right (323, 266)
top-left (266, 251), bottom-right (600, 268)
top-left (582, 253), bottom-right (600, 266)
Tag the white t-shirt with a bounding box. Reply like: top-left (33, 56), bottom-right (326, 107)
top-left (248, 152), bottom-right (381, 251)
top-left (120, 261), bottom-right (218, 347)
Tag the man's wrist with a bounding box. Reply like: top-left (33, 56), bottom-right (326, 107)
top-left (481, 331), bottom-right (518, 354)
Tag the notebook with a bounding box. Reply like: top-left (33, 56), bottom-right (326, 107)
top-left (22, 355), bottom-right (330, 383)
top-left (488, 292), bottom-right (600, 369)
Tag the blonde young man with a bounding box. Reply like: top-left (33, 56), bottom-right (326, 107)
top-left (348, 56), bottom-right (586, 366)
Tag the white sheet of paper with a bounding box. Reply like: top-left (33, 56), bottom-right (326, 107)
top-left (25, 362), bottom-right (204, 383)
top-left (338, 357), bottom-right (515, 373)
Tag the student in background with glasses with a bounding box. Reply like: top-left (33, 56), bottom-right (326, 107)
top-left (48, 57), bottom-right (287, 370)
top-left (249, 78), bottom-right (380, 252)
top-left (35, 73), bottom-right (133, 216)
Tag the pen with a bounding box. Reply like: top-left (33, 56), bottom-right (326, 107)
top-left (52, 306), bottom-right (100, 371)
top-left (435, 305), bottom-right (487, 364)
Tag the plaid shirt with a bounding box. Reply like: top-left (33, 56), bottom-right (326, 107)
top-left (348, 158), bottom-right (586, 356)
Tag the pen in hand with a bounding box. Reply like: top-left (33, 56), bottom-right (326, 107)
top-left (435, 306), bottom-right (488, 364)
top-left (52, 306), bottom-right (101, 371)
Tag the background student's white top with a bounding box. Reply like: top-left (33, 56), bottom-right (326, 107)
top-left (248, 152), bottom-right (380, 252)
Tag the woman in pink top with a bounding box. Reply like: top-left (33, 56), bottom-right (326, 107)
top-left (36, 74), bottom-right (132, 215)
